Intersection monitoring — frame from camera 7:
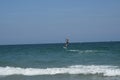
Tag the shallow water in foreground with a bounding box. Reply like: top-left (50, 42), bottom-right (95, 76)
top-left (0, 42), bottom-right (120, 80)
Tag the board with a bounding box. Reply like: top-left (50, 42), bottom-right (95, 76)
top-left (63, 46), bottom-right (67, 49)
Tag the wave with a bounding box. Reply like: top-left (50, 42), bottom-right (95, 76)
top-left (67, 50), bottom-right (80, 52)
top-left (67, 50), bottom-right (103, 53)
top-left (0, 65), bottom-right (120, 77)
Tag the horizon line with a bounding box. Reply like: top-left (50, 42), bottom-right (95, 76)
top-left (0, 40), bottom-right (120, 46)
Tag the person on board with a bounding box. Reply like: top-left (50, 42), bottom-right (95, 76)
top-left (65, 38), bottom-right (69, 47)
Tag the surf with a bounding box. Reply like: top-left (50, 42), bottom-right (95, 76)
top-left (0, 65), bottom-right (120, 77)
top-left (66, 49), bottom-right (104, 54)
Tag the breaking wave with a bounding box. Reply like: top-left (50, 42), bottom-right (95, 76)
top-left (0, 65), bottom-right (120, 77)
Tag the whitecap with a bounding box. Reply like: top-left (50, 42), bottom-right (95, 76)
top-left (0, 65), bottom-right (120, 76)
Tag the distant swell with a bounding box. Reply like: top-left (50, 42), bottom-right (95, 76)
top-left (0, 65), bottom-right (120, 77)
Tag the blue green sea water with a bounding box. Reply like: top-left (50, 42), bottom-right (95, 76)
top-left (0, 41), bottom-right (120, 80)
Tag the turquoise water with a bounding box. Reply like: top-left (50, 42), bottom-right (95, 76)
top-left (0, 42), bottom-right (120, 80)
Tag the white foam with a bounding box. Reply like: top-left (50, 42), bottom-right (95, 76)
top-left (67, 50), bottom-right (101, 53)
top-left (81, 50), bottom-right (104, 53)
top-left (67, 50), bottom-right (80, 52)
top-left (0, 65), bottom-right (120, 76)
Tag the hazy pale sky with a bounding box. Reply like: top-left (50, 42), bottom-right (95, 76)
top-left (0, 0), bottom-right (120, 45)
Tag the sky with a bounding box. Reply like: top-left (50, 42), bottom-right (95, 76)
top-left (0, 0), bottom-right (120, 45)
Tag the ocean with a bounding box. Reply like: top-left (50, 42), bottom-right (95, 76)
top-left (0, 42), bottom-right (120, 80)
